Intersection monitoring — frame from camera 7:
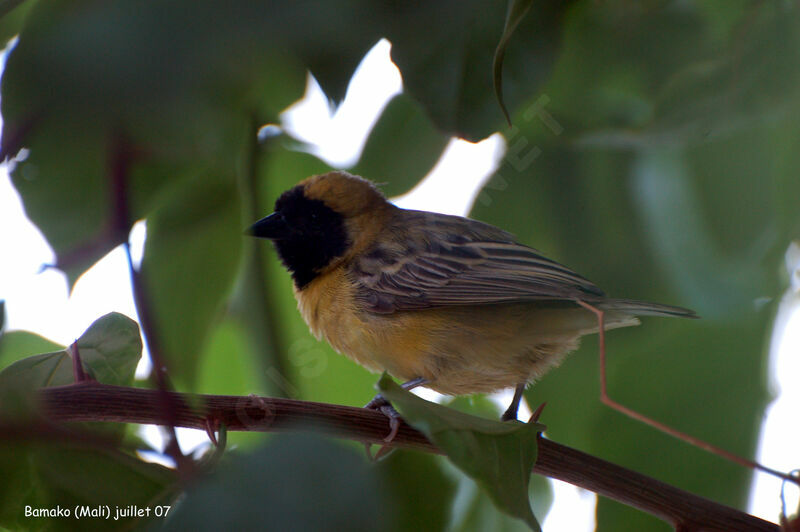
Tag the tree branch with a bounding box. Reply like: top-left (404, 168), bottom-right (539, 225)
top-left (39, 383), bottom-right (778, 532)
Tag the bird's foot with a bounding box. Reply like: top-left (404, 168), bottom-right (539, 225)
top-left (365, 393), bottom-right (403, 443)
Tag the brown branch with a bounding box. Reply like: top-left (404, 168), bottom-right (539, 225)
top-left (39, 383), bottom-right (778, 532)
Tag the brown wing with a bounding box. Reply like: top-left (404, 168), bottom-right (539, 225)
top-left (351, 210), bottom-right (605, 314)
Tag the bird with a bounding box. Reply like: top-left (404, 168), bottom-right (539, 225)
top-left (248, 171), bottom-right (696, 425)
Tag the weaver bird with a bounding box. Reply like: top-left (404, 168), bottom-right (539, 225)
top-left (249, 171), bottom-right (696, 423)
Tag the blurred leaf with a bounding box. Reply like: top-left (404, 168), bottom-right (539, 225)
top-left (197, 319), bottom-right (262, 397)
top-left (375, 450), bottom-right (457, 532)
top-left (563, 2), bottom-right (800, 148)
top-left (385, 0), bottom-right (571, 141)
top-left (630, 146), bottom-right (781, 317)
top-left (0, 350), bottom-right (70, 416)
top-left (0, 331), bottom-right (64, 367)
top-left (0, 331), bottom-right (63, 412)
top-left (2, 0), bottom-right (306, 284)
top-left (379, 375), bottom-right (544, 530)
top-left (0, 442), bottom-right (43, 531)
top-left (0, 444), bottom-right (176, 531)
top-left (351, 93), bottom-right (449, 197)
top-left (468, 5), bottom-right (800, 519)
top-left (493, 0), bottom-right (534, 126)
top-left (582, 319), bottom-right (767, 530)
top-left (163, 434), bottom-right (388, 531)
top-left (8, 125), bottom-right (117, 284)
top-left (0, 1), bottom-right (33, 47)
top-left (285, 2), bottom-right (382, 104)
top-left (141, 174), bottom-right (242, 390)
top-left (0, 0), bottom-right (27, 19)
top-left (0, 314), bottom-right (163, 532)
top-left (35, 446), bottom-right (175, 511)
top-left (196, 318), bottom-right (264, 449)
top-left (647, 3), bottom-right (800, 145)
top-left (1, 1), bottom-right (306, 131)
top-left (471, 142), bottom-right (775, 529)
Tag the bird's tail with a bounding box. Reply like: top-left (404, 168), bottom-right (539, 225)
top-left (596, 298), bottom-right (698, 319)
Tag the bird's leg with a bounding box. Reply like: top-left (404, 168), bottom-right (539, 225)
top-left (575, 299), bottom-right (798, 485)
top-left (365, 377), bottom-right (427, 443)
top-left (501, 383), bottom-right (526, 421)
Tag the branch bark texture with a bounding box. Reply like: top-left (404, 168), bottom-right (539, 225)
top-left (38, 383), bottom-right (777, 531)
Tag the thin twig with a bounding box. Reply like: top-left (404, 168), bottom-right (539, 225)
top-left (575, 299), bottom-right (797, 485)
top-left (108, 134), bottom-right (190, 475)
top-left (235, 116), bottom-right (292, 396)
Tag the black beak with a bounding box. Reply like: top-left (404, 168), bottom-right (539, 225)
top-left (247, 212), bottom-right (289, 239)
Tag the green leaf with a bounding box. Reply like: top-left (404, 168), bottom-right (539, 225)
top-left (549, 2), bottom-right (800, 149)
top-left (0, 312), bottom-right (141, 417)
top-left (447, 462), bottom-right (552, 532)
top-left (0, 444), bottom-right (176, 531)
top-left (0, 0), bottom-right (27, 19)
top-left (197, 319), bottom-right (262, 397)
top-left (0, 442), bottom-right (43, 531)
top-left (2, 0), bottom-right (306, 284)
top-left (643, 5), bottom-right (800, 147)
top-left (493, 0), bottom-right (534, 126)
top-left (7, 125), bottom-right (118, 285)
top-left (472, 98), bottom-right (789, 527)
top-left (163, 434), bottom-right (388, 531)
top-left (72, 312), bottom-right (142, 387)
top-left (141, 174), bottom-right (242, 390)
top-left (284, 2), bottom-right (382, 104)
top-left (385, 0), bottom-right (570, 140)
top-left (472, 129), bottom-right (780, 528)
top-left (0, 314), bottom-right (167, 530)
top-left (378, 374), bottom-right (544, 530)
top-left (351, 93), bottom-right (449, 197)
top-left (0, 350), bottom-right (70, 417)
top-left (0, 312), bottom-right (140, 389)
top-left (0, 0), bottom-right (34, 46)
top-left (375, 451), bottom-right (458, 532)
top-left (196, 318), bottom-right (264, 449)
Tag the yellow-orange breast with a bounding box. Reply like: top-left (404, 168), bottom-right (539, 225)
top-left (295, 267), bottom-right (639, 395)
